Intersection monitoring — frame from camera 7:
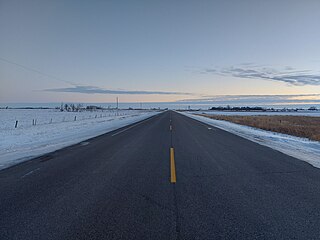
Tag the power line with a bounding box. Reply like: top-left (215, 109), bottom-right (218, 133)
top-left (0, 56), bottom-right (77, 86)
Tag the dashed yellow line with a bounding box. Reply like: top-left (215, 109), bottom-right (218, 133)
top-left (170, 147), bottom-right (176, 183)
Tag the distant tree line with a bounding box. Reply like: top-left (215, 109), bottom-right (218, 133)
top-left (58, 103), bottom-right (84, 112)
top-left (208, 106), bottom-right (318, 112)
top-left (58, 103), bottom-right (104, 112)
top-left (209, 106), bottom-right (266, 111)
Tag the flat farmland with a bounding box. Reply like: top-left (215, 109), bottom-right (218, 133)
top-left (198, 114), bottom-right (320, 141)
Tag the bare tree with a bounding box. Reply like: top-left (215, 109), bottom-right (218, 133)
top-left (70, 104), bottom-right (75, 112)
top-left (76, 103), bottom-right (83, 112)
top-left (64, 103), bottom-right (69, 111)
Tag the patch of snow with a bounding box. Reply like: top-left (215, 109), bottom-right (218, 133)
top-left (0, 109), bottom-right (161, 170)
top-left (181, 112), bottom-right (320, 168)
top-left (189, 110), bottom-right (320, 117)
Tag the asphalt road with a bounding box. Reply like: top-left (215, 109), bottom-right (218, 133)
top-left (1, 111), bottom-right (320, 239)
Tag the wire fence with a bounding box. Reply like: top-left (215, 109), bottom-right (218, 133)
top-left (1, 109), bottom-right (146, 130)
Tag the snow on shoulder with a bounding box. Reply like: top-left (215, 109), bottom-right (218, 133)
top-left (0, 109), bottom-right (160, 170)
top-left (181, 112), bottom-right (320, 168)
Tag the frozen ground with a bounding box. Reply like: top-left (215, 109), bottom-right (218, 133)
top-left (182, 112), bottom-right (320, 168)
top-left (0, 109), bottom-right (160, 170)
top-left (0, 108), bottom-right (140, 130)
top-left (190, 110), bottom-right (320, 117)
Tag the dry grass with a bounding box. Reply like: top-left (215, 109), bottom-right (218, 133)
top-left (199, 114), bottom-right (320, 141)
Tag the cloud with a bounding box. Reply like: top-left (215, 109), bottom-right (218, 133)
top-left (44, 85), bottom-right (191, 95)
top-left (202, 66), bottom-right (320, 86)
top-left (178, 94), bottom-right (320, 105)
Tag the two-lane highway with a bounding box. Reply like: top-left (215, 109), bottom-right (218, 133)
top-left (1, 111), bottom-right (320, 239)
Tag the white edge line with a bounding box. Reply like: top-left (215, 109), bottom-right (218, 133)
top-left (111, 115), bottom-right (157, 137)
top-left (21, 168), bottom-right (40, 178)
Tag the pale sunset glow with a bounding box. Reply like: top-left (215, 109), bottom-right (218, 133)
top-left (1, 1), bottom-right (320, 107)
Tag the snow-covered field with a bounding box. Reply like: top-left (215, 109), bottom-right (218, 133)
top-left (182, 112), bottom-right (320, 168)
top-left (0, 109), bottom-right (139, 130)
top-left (191, 110), bottom-right (320, 117)
top-left (0, 109), bottom-right (161, 170)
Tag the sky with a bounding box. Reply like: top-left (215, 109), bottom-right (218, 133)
top-left (1, 0), bottom-right (320, 106)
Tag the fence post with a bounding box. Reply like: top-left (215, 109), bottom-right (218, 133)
top-left (74, 116), bottom-right (77, 121)
top-left (15, 120), bottom-right (18, 128)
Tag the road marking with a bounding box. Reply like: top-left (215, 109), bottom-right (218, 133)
top-left (170, 125), bottom-right (172, 131)
top-left (170, 148), bottom-right (176, 183)
top-left (189, 117), bottom-right (216, 130)
top-left (21, 168), bottom-right (40, 178)
top-left (196, 121), bottom-right (215, 131)
top-left (111, 115), bottom-right (155, 137)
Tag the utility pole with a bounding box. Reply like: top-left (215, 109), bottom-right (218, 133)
top-left (116, 97), bottom-right (119, 116)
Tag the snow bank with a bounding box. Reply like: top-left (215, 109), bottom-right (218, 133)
top-left (189, 110), bottom-right (320, 117)
top-left (181, 112), bottom-right (320, 168)
top-left (0, 109), bottom-right (160, 170)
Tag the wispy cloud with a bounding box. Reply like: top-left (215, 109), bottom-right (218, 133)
top-left (202, 65), bottom-right (320, 86)
top-left (178, 94), bottom-right (320, 105)
top-left (44, 85), bottom-right (192, 95)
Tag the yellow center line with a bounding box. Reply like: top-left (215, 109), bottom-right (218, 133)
top-left (170, 147), bottom-right (176, 183)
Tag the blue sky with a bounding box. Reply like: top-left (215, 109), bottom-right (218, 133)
top-left (1, 0), bottom-right (320, 105)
